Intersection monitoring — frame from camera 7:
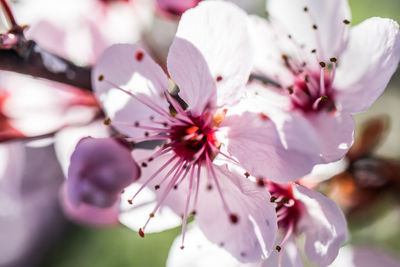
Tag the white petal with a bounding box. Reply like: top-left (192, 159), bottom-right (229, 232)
top-left (92, 44), bottom-right (170, 137)
top-left (168, 1), bottom-right (252, 114)
top-left (195, 163), bottom-right (278, 262)
top-left (293, 184), bottom-right (348, 266)
top-left (267, 0), bottom-right (351, 62)
top-left (334, 18), bottom-right (400, 113)
top-left (167, 225), bottom-right (259, 267)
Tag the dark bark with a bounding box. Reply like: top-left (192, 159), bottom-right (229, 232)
top-left (0, 40), bottom-right (93, 91)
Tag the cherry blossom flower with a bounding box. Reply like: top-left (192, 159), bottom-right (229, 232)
top-left (248, 0), bottom-right (400, 164)
top-left (92, 1), bottom-right (320, 261)
top-left (262, 181), bottom-right (347, 267)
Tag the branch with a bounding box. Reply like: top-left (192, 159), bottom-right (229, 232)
top-left (0, 39), bottom-right (93, 91)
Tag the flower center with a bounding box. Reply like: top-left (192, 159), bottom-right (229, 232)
top-left (169, 116), bottom-right (219, 162)
top-left (289, 70), bottom-right (335, 113)
top-left (265, 181), bottom-right (302, 231)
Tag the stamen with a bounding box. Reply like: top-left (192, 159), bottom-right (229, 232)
top-left (181, 165), bottom-right (196, 249)
top-left (100, 78), bottom-right (172, 120)
top-left (128, 155), bottom-right (179, 204)
top-left (320, 67), bottom-right (326, 95)
top-left (205, 152), bottom-right (236, 223)
top-left (142, 157), bottom-right (191, 232)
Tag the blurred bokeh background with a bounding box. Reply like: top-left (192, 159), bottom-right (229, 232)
top-left (1, 0), bottom-right (400, 266)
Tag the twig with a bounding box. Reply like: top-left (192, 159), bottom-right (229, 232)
top-left (0, 40), bottom-right (93, 91)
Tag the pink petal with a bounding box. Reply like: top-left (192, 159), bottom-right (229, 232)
top-left (221, 108), bottom-right (320, 182)
top-left (330, 246), bottom-right (400, 267)
top-left (334, 18), bottom-right (400, 113)
top-left (60, 183), bottom-right (119, 226)
top-left (167, 1), bottom-right (252, 114)
top-left (262, 237), bottom-right (304, 267)
top-left (195, 163), bottom-right (278, 262)
top-left (308, 112), bottom-right (354, 163)
top-left (293, 184), bottom-right (348, 266)
top-left (167, 225), bottom-right (259, 267)
top-left (92, 44), bottom-right (169, 137)
top-left (267, 0), bottom-right (351, 62)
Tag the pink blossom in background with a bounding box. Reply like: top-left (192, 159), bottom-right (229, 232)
top-left (156, 0), bottom-right (201, 18)
top-left (248, 0), bottom-right (400, 164)
top-left (89, 1), bottom-right (326, 261)
top-left (14, 0), bottom-right (153, 65)
top-left (0, 143), bottom-right (66, 266)
top-left (0, 72), bottom-right (99, 140)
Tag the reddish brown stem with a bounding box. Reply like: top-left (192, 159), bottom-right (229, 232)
top-left (0, 0), bottom-right (17, 29)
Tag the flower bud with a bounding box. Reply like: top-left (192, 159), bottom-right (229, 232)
top-left (67, 137), bottom-right (140, 208)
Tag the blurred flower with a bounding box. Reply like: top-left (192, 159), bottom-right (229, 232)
top-left (167, 226), bottom-right (399, 267)
top-left (326, 115), bottom-right (400, 213)
top-left (0, 142), bottom-right (66, 266)
top-left (89, 1), bottom-right (324, 261)
top-left (156, 0), bottom-right (201, 18)
top-left (14, 0), bottom-right (153, 65)
top-left (0, 72), bottom-right (99, 141)
top-left (248, 0), bottom-right (400, 164)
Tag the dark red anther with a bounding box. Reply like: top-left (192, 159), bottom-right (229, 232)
top-left (244, 172), bottom-right (250, 178)
top-left (141, 162), bottom-right (148, 167)
top-left (135, 51), bottom-right (144, 61)
top-left (104, 117), bottom-right (111, 125)
top-left (139, 228), bottom-right (145, 238)
top-left (229, 213), bottom-right (239, 224)
top-left (216, 76), bottom-right (223, 82)
top-left (154, 185), bottom-right (160, 190)
top-left (259, 113), bottom-right (270, 120)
